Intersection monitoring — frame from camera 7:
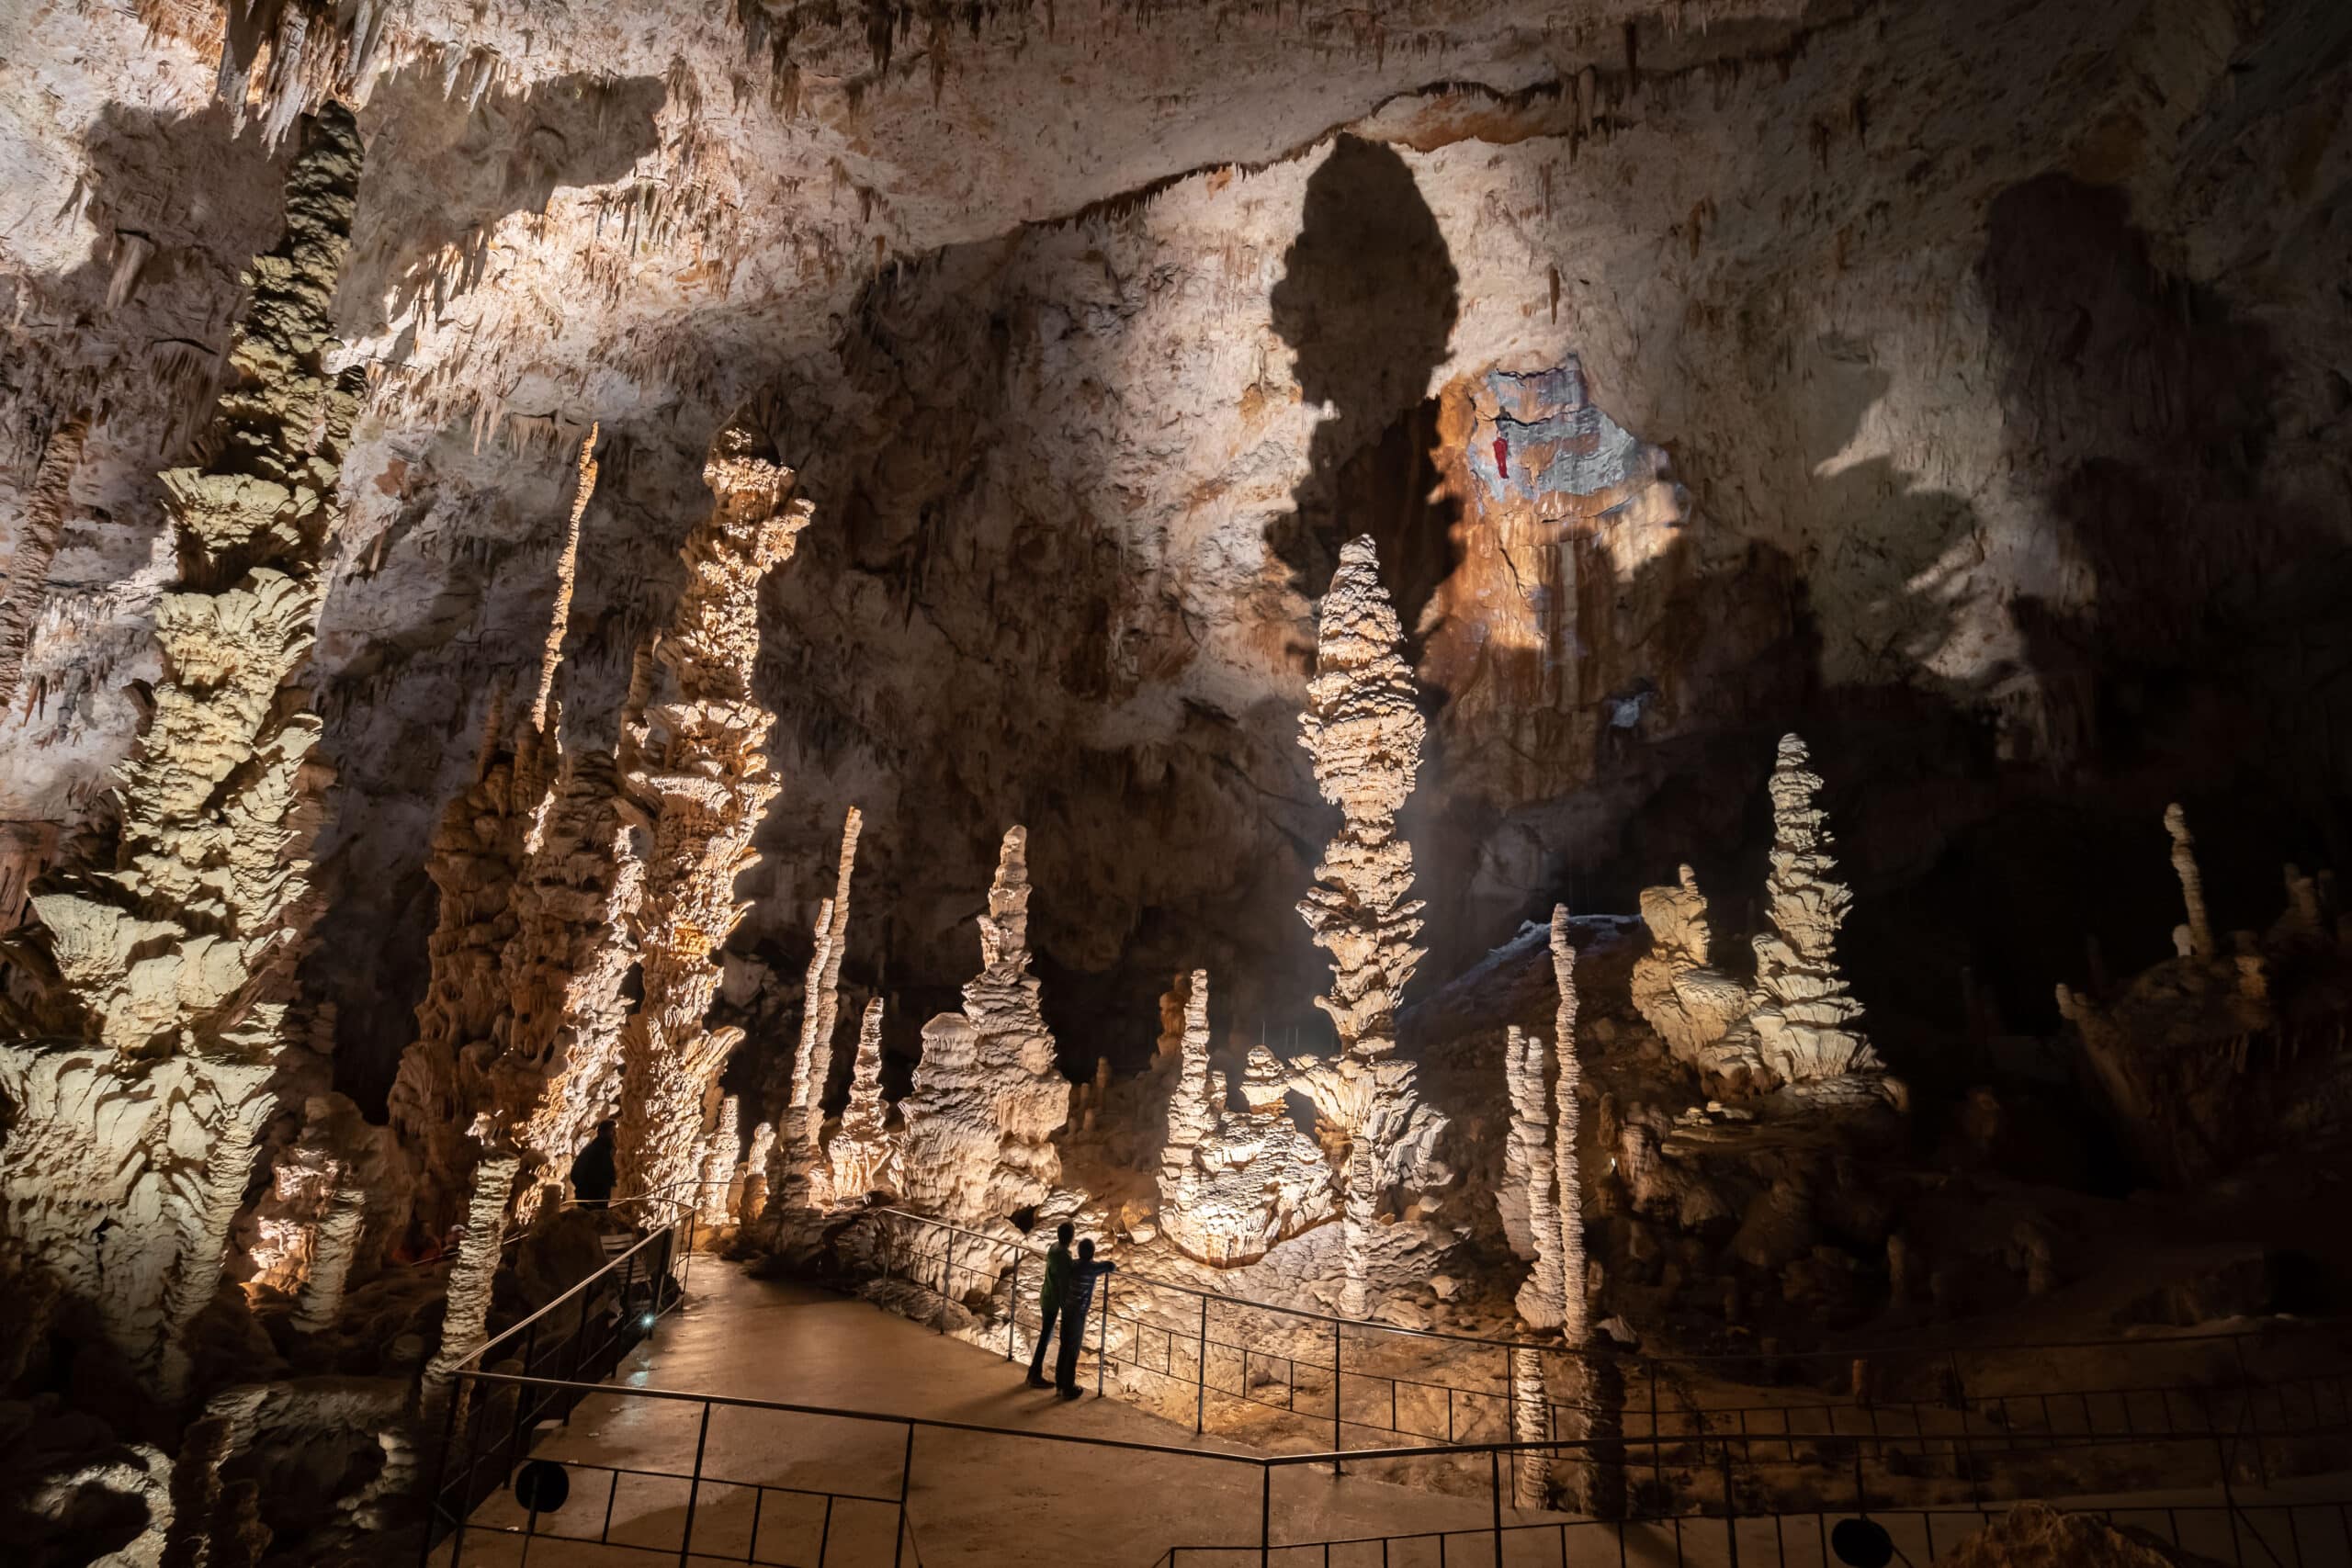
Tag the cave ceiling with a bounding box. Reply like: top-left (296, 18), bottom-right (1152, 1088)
top-left (3, 0), bottom-right (2348, 1101)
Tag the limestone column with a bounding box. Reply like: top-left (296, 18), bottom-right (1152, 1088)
top-left (774, 807), bottom-right (862, 1237)
top-left (614, 420), bottom-right (811, 1220)
top-left (2165, 803), bottom-right (2215, 959)
top-left (0, 103), bottom-right (366, 1398)
top-left (826, 998), bottom-right (898, 1201)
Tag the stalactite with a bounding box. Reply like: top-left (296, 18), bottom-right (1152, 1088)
top-left (0, 413), bottom-right (88, 712)
top-left (613, 418), bottom-right (811, 1219)
top-left (0, 103), bottom-right (365, 1398)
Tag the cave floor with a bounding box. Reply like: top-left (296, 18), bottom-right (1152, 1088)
top-left (431, 1259), bottom-right (2352, 1567)
top-left (431, 1258), bottom-right (1568, 1566)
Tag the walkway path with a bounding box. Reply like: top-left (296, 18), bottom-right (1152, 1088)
top-left (437, 1259), bottom-right (1566, 1567)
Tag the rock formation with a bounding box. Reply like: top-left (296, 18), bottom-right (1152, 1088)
top-left (738, 1121), bottom-right (777, 1225)
top-left (1289, 536), bottom-right (1447, 1316)
top-left (898, 827), bottom-right (1070, 1228)
top-left (695, 1095), bottom-right (741, 1228)
top-left (1630, 866), bottom-right (1763, 1083)
top-left (0, 414), bottom-right (88, 712)
top-left (0, 104), bottom-right (365, 1397)
top-left (774, 807), bottom-right (862, 1235)
top-left (419, 1140), bottom-right (521, 1415)
top-left (1156, 973), bottom-right (1333, 1266)
top-left (1548, 906), bottom-right (1586, 1343)
top-left (612, 419), bottom-right (812, 1218)
top-left (826, 997), bottom-right (897, 1203)
top-left (1503, 1025), bottom-right (1566, 1323)
top-left (1748, 734), bottom-right (1881, 1083)
top-left (2165, 803), bottom-right (2215, 960)
top-left (387, 423), bottom-right (626, 1234)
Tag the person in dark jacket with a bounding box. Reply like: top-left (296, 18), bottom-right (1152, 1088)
top-left (1054, 1237), bottom-right (1117, 1400)
top-left (1025, 1222), bottom-right (1077, 1388)
top-left (570, 1119), bottom-right (617, 1209)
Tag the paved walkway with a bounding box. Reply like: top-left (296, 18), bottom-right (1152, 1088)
top-left (435, 1259), bottom-right (1565, 1566)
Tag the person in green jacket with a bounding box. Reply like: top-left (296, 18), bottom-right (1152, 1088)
top-left (1024, 1222), bottom-right (1077, 1388)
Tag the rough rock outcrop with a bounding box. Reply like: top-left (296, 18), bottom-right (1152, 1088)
top-left (1289, 536), bottom-right (1447, 1317)
top-left (1748, 734), bottom-right (1880, 1083)
top-left (0, 104), bottom-right (365, 1397)
top-left (613, 419), bottom-right (811, 1218)
top-left (1156, 973), bottom-right (1334, 1266)
top-left (825, 997), bottom-right (897, 1203)
top-left (898, 827), bottom-right (1070, 1227)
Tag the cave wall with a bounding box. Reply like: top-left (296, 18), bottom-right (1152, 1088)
top-left (0, 0), bottom-right (2346, 1104)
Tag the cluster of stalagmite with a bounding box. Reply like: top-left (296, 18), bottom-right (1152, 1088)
top-left (1748, 735), bottom-right (1879, 1081)
top-left (614, 422), bottom-right (812, 1217)
top-left (772, 808), bottom-right (862, 1236)
top-left (1502, 907), bottom-right (1588, 1333)
top-left (1631, 735), bottom-right (1878, 1091)
top-left (0, 106), bottom-right (365, 1397)
top-left (826, 998), bottom-right (898, 1202)
top-left (1155, 972), bottom-right (1332, 1265)
top-left (388, 423), bottom-right (653, 1232)
top-left (898, 827), bottom-right (1070, 1228)
top-left (1288, 536), bottom-right (1447, 1317)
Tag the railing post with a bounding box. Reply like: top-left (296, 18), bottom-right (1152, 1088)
top-left (1007, 1254), bottom-right (1020, 1361)
top-left (1196, 1295), bottom-right (1209, 1436)
top-left (415, 1361), bottom-right (465, 1568)
top-left (1261, 1463), bottom-right (1272, 1568)
top-left (1097, 1275), bottom-right (1111, 1396)
top-left (1720, 1438), bottom-right (1739, 1568)
top-left (896, 1422), bottom-right (917, 1568)
top-left (1491, 1448), bottom-right (1504, 1558)
top-left (940, 1233), bottom-right (954, 1334)
top-left (677, 1400), bottom-right (713, 1567)
top-left (1332, 1319), bottom-right (1343, 1477)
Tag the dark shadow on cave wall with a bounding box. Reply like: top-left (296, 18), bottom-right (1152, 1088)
top-left (1265, 135), bottom-right (1462, 649)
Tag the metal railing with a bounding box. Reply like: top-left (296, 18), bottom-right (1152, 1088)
top-left (862, 1208), bottom-right (2352, 1496)
top-left (422, 1355), bottom-right (2350, 1568)
top-left (418, 1210), bottom-right (699, 1564)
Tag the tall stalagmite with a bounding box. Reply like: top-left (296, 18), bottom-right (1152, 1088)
top-left (2165, 803), bottom-right (2215, 960)
top-left (826, 997), bottom-right (897, 1201)
top-left (898, 827), bottom-right (1069, 1227)
top-left (1747, 734), bottom-right (1880, 1083)
top-left (389, 423), bottom-right (622, 1234)
top-left (1502, 1026), bottom-right (1564, 1323)
top-left (774, 807), bottom-right (861, 1235)
top-left (613, 419), bottom-right (811, 1216)
top-left (1289, 536), bottom-right (1445, 1317)
top-left (0, 105), bottom-right (365, 1396)
top-left (1548, 905), bottom-right (1585, 1343)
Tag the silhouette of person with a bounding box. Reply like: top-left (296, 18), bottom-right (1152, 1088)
top-left (1266, 135), bottom-right (1462, 636)
top-left (569, 1119), bottom-right (616, 1209)
top-left (1054, 1237), bottom-right (1117, 1400)
top-left (1025, 1221), bottom-right (1076, 1388)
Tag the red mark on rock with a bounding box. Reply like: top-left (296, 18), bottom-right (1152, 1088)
top-left (1493, 435), bottom-right (1510, 479)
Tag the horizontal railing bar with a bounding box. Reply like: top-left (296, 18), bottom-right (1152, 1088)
top-left (470, 1223), bottom-right (686, 1369)
top-left (875, 1206), bottom-right (2350, 1365)
top-left (467, 1451), bottom-right (898, 1506)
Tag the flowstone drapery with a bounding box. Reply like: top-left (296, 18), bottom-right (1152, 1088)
top-left (1155, 972), bottom-right (1333, 1266)
top-left (898, 827), bottom-right (1069, 1228)
top-left (773, 807), bottom-right (861, 1238)
top-left (1288, 536), bottom-right (1446, 1317)
top-left (0, 105), bottom-right (364, 1397)
top-left (1748, 734), bottom-right (1879, 1082)
top-left (613, 421), bottom-right (811, 1217)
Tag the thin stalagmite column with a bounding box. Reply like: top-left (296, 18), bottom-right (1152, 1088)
top-left (0, 104), bottom-right (366, 1397)
top-left (613, 420), bottom-right (811, 1220)
top-left (696, 1095), bottom-right (741, 1227)
top-left (420, 1146), bottom-right (521, 1416)
top-left (1550, 905), bottom-right (1585, 1344)
top-left (2166, 803), bottom-right (2215, 959)
top-left (1504, 1027), bottom-right (1565, 1325)
top-left (1748, 734), bottom-right (1879, 1082)
top-left (775, 808), bottom-right (861, 1235)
